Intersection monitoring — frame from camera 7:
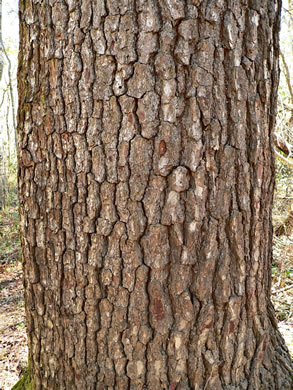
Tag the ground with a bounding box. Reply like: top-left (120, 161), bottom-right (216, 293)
top-left (271, 161), bottom-right (293, 359)
top-left (0, 203), bottom-right (27, 390)
top-left (0, 165), bottom-right (292, 390)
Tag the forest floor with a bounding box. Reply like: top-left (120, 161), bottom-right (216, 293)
top-left (271, 162), bottom-right (293, 360)
top-left (0, 172), bottom-right (292, 390)
top-left (0, 201), bottom-right (27, 390)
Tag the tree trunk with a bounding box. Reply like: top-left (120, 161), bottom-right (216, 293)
top-left (0, 145), bottom-right (7, 209)
top-left (18, 1), bottom-right (292, 389)
top-left (0, 0), bottom-right (4, 82)
top-left (0, 0), bottom-right (6, 209)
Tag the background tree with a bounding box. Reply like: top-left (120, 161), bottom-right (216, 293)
top-left (0, 0), bottom-right (7, 209)
top-left (0, 0), bottom-right (4, 81)
top-left (18, 1), bottom-right (293, 389)
top-left (273, 0), bottom-right (293, 239)
top-left (275, 0), bottom-right (293, 167)
top-left (0, 145), bottom-right (7, 209)
top-left (0, 0), bottom-right (18, 208)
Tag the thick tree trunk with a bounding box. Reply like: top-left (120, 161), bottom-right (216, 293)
top-left (18, 0), bottom-right (292, 389)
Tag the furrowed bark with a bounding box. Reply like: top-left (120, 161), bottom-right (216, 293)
top-left (18, 0), bottom-right (293, 389)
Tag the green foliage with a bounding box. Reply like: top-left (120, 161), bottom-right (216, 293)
top-left (16, 321), bottom-right (25, 329)
top-left (11, 368), bottom-right (32, 390)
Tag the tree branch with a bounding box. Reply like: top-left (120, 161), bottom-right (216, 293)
top-left (274, 134), bottom-right (291, 156)
top-left (272, 284), bottom-right (293, 295)
top-left (283, 8), bottom-right (293, 23)
top-left (275, 149), bottom-right (293, 167)
top-left (280, 51), bottom-right (293, 105)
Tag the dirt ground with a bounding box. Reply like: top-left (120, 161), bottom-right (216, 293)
top-left (0, 261), bottom-right (27, 390)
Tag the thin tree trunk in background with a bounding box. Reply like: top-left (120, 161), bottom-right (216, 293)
top-left (18, 1), bottom-right (293, 389)
top-left (0, 35), bottom-right (17, 146)
top-left (0, 0), bottom-right (7, 208)
top-left (0, 0), bottom-right (17, 149)
top-left (6, 92), bottom-right (11, 162)
top-left (0, 145), bottom-right (7, 209)
top-left (0, 0), bottom-right (3, 81)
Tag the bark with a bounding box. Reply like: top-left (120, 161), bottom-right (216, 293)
top-left (18, 1), bottom-right (293, 389)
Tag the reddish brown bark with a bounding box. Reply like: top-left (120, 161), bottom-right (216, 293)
top-left (18, 0), bottom-right (292, 389)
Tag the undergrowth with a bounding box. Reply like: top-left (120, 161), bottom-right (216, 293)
top-left (0, 162), bottom-right (19, 266)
